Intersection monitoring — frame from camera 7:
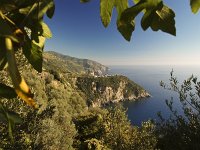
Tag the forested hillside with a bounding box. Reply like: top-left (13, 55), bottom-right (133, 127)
top-left (1, 0), bottom-right (200, 149)
top-left (2, 51), bottom-right (199, 149)
top-left (43, 51), bottom-right (108, 76)
top-left (0, 51), bottom-right (154, 149)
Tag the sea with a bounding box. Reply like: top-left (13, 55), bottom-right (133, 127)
top-left (108, 65), bottom-right (200, 126)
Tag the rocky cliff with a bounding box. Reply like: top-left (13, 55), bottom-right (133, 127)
top-left (42, 51), bottom-right (150, 107)
top-left (76, 75), bottom-right (150, 107)
top-left (0, 50), bottom-right (150, 149)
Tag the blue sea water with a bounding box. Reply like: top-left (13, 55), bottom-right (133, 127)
top-left (108, 65), bottom-right (200, 126)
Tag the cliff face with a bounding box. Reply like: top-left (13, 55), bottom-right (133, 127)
top-left (0, 50), bottom-right (150, 149)
top-left (42, 51), bottom-right (150, 107)
top-left (76, 75), bottom-right (150, 107)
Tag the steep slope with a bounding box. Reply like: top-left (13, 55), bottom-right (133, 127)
top-left (76, 75), bottom-right (150, 107)
top-left (43, 51), bottom-right (108, 76)
top-left (43, 51), bottom-right (150, 107)
top-left (0, 50), bottom-right (150, 149)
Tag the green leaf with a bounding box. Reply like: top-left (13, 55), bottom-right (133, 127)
top-left (7, 111), bottom-right (22, 142)
top-left (19, 0), bottom-right (54, 25)
top-left (46, 0), bottom-right (55, 18)
top-left (118, 0), bottom-right (175, 41)
top-left (19, 6), bottom-right (32, 15)
top-left (40, 21), bottom-right (52, 38)
top-left (141, 2), bottom-right (163, 30)
top-left (117, 20), bottom-right (135, 41)
top-left (0, 107), bottom-right (22, 125)
top-left (0, 44), bottom-right (8, 70)
top-left (0, 83), bottom-right (17, 99)
top-left (23, 37), bottom-right (43, 72)
top-left (0, 3), bottom-right (17, 14)
top-left (0, 55), bottom-right (7, 71)
top-left (0, 15), bottom-right (19, 43)
top-left (100, 0), bottom-right (115, 27)
top-left (0, 103), bottom-right (22, 142)
top-left (190, 0), bottom-right (200, 13)
top-left (150, 5), bottom-right (176, 36)
top-left (33, 35), bottom-right (46, 48)
top-left (0, 112), bottom-right (7, 123)
top-left (115, 0), bottom-right (132, 41)
top-left (134, 0), bottom-right (176, 36)
top-left (8, 120), bottom-right (14, 142)
top-left (7, 111), bottom-right (23, 124)
top-left (0, 103), bottom-right (7, 123)
top-left (118, 1), bottom-right (146, 41)
top-left (133, 0), bottom-right (141, 4)
top-left (6, 111), bottom-right (23, 142)
top-left (115, 0), bottom-right (129, 19)
top-left (37, 0), bottom-right (55, 20)
top-left (141, 9), bottom-right (154, 30)
top-left (100, 0), bottom-right (130, 38)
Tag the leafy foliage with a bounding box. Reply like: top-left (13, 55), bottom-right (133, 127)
top-left (156, 71), bottom-right (200, 149)
top-left (0, 0), bottom-right (55, 110)
top-left (83, 0), bottom-right (176, 41)
top-left (190, 0), bottom-right (200, 14)
top-left (0, 0), bottom-right (198, 110)
top-left (0, 0), bottom-right (200, 149)
top-left (0, 83), bottom-right (17, 99)
top-left (0, 52), bottom-right (154, 149)
top-left (81, 0), bottom-right (178, 41)
top-left (100, 0), bottom-right (115, 27)
top-left (73, 105), bottom-right (157, 150)
top-left (83, 0), bottom-right (199, 41)
top-left (0, 53), bottom-right (88, 149)
top-left (119, 0), bottom-right (176, 40)
top-left (0, 102), bottom-right (22, 142)
top-left (0, 0), bottom-right (55, 139)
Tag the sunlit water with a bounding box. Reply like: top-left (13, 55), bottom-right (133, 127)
top-left (108, 65), bottom-right (200, 126)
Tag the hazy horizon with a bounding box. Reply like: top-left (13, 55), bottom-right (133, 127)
top-left (45, 50), bottom-right (200, 66)
top-left (45, 1), bottom-right (200, 66)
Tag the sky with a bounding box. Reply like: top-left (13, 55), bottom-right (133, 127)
top-left (45, 0), bottom-right (200, 66)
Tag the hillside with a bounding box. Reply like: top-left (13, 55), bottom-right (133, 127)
top-left (0, 51), bottom-right (151, 149)
top-left (76, 75), bottom-right (150, 107)
top-left (43, 51), bottom-right (108, 76)
top-left (43, 51), bottom-right (150, 107)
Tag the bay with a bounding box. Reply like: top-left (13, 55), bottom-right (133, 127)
top-left (108, 65), bottom-right (200, 126)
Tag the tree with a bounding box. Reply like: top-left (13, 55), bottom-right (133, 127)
top-left (0, 0), bottom-right (199, 107)
top-left (73, 105), bottom-right (157, 150)
top-left (0, 0), bottom-right (199, 109)
top-left (0, 0), bottom-right (55, 138)
top-left (0, 0), bottom-right (199, 146)
top-left (156, 71), bottom-right (200, 149)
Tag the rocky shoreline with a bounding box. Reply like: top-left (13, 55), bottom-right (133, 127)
top-left (76, 75), bottom-right (151, 108)
top-left (91, 90), bottom-right (151, 107)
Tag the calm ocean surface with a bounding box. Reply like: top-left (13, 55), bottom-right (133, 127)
top-left (108, 65), bottom-right (200, 126)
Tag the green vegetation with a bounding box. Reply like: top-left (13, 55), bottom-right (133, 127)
top-left (0, 0), bottom-right (199, 112)
top-left (1, 51), bottom-right (200, 149)
top-left (0, 51), bottom-right (154, 149)
top-left (44, 51), bottom-right (108, 75)
top-left (155, 71), bottom-right (200, 150)
top-left (73, 105), bottom-right (157, 150)
top-left (76, 75), bottom-right (148, 106)
top-left (0, 52), bottom-right (88, 149)
top-left (1, 0), bottom-right (200, 150)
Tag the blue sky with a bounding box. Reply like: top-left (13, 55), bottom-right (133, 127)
top-left (45, 0), bottom-right (200, 66)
